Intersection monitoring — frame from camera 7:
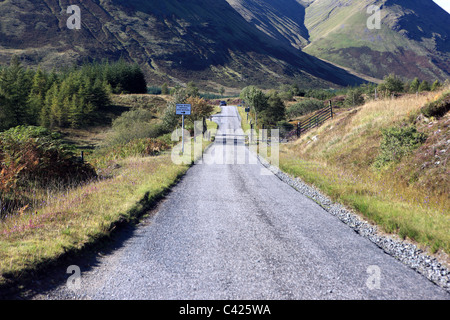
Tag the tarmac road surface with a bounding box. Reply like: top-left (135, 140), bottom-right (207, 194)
top-left (35, 106), bottom-right (449, 300)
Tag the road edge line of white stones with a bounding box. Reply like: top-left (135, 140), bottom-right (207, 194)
top-left (257, 155), bottom-right (450, 294)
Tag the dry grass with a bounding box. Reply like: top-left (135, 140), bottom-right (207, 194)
top-left (0, 120), bottom-right (216, 286)
top-left (0, 154), bottom-right (190, 285)
top-left (110, 94), bottom-right (170, 116)
top-left (279, 88), bottom-right (450, 255)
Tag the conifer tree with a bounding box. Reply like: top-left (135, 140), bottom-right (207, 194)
top-left (0, 69), bottom-right (15, 130)
top-left (409, 77), bottom-right (420, 93)
top-left (0, 56), bottom-right (32, 126)
top-left (418, 80), bottom-right (431, 92)
top-left (50, 86), bottom-right (63, 128)
top-left (41, 82), bottom-right (59, 128)
top-left (161, 83), bottom-right (169, 95)
top-left (28, 66), bottom-right (48, 123)
top-left (69, 94), bottom-right (82, 128)
top-left (40, 85), bottom-right (54, 128)
top-left (431, 80), bottom-right (442, 91)
top-left (131, 63), bottom-right (147, 93)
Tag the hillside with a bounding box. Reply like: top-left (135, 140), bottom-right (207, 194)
top-left (0, 0), bottom-right (364, 91)
top-left (1, 0), bottom-right (448, 90)
top-left (302, 0), bottom-right (450, 82)
top-left (279, 87), bottom-right (450, 256)
top-left (225, 0), bottom-right (310, 49)
top-left (226, 0), bottom-right (450, 83)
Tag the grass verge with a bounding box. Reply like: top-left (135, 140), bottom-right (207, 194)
top-left (0, 134), bottom-right (214, 289)
top-left (276, 89), bottom-right (449, 256)
top-left (0, 154), bottom-right (189, 288)
top-left (279, 156), bottom-right (449, 254)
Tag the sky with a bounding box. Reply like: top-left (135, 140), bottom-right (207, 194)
top-left (433, 0), bottom-right (450, 14)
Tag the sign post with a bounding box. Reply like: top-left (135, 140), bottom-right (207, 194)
top-left (176, 104), bottom-right (192, 154)
top-left (245, 107), bottom-right (250, 122)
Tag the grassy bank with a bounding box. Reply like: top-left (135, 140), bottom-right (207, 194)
top-left (0, 153), bottom-right (189, 286)
top-left (278, 89), bottom-right (449, 255)
top-left (0, 131), bottom-right (215, 288)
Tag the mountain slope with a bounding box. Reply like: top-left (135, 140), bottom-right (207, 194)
top-left (226, 0), bottom-right (450, 82)
top-left (0, 0), bottom-right (365, 90)
top-left (225, 0), bottom-right (310, 49)
top-left (302, 0), bottom-right (450, 82)
top-left (3, 0), bottom-right (445, 88)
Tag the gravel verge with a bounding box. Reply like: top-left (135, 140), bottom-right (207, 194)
top-left (257, 155), bottom-right (450, 293)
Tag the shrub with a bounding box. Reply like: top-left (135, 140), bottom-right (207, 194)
top-left (119, 138), bottom-right (169, 157)
top-left (0, 126), bottom-right (96, 193)
top-left (418, 80), bottom-right (431, 92)
top-left (90, 138), bottom-right (170, 170)
top-left (107, 108), bottom-right (162, 146)
top-left (304, 89), bottom-right (335, 100)
top-left (378, 74), bottom-right (404, 96)
top-left (344, 88), bottom-right (365, 107)
top-left (420, 91), bottom-right (450, 118)
top-left (277, 120), bottom-right (294, 137)
top-left (286, 99), bottom-right (324, 118)
top-left (278, 90), bottom-right (294, 101)
top-left (374, 125), bottom-right (427, 168)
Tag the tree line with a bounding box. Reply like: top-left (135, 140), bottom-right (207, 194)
top-left (0, 57), bottom-right (147, 131)
top-left (377, 74), bottom-right (444, 96)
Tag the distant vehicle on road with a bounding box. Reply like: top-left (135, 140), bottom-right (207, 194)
top-left (220, 101), bottom-right (227, 106)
